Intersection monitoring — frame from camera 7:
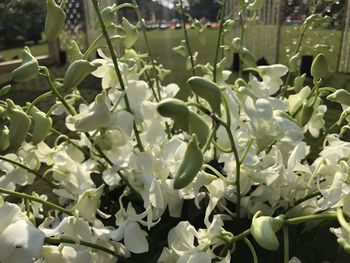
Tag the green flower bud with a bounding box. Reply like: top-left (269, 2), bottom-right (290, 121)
top-left (311, 53), bottom-right (328, 80)
top-left (298, 102), bottom-right (314, 127)
top-left (232, 37), bottom-right (242, 51)
top-left (250, 211), bottom-right (284, 251)
top-left (0, 85), bottom-right (11, 98)
top-left (45, 0), bottom-right (66, 41)
top-left (187, 76), bottom-right (222, 116)
top-left (247, 0), bottom-right (267, 11)
top-left (174, 134), bottom-right (203, 190)
top-left (0, 126), bottom-right (10, 152)
top-left (68, 41), bottom-right (84, 62)
top-left (293, 74), bottom-right (306, 93)
top-left (6, 99), bottom-right (31, 150)
top-left (75, 91), bottom-right (111, 132)
top-left (122, 17), bottom-right (139, 48)
top-left (240, 47), bottom-right (257, 67)
top-left (157, 98), bottom-right (189, 131)
top-left (27, 104), bottom-right (52, 144)
top-left (11, 47), bottom-right (39, 82)
top-left (63, 60), bottom-right (100, 90)
top-left (327, 89), bottom-right (350, 106)
top-left (189, 111), bottom-right (209, 148)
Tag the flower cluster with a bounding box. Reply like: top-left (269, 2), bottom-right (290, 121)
top-left (0, 0), bottom-right (349, 262)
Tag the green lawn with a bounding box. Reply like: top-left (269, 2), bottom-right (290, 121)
top-left (0, 43), bottom-right (49, 61)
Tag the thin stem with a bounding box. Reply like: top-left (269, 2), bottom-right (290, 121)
top-left (26, 91), bottom-right (54, 114)
top-left (283, 225), bottom-right (289, 263)
top-left (201, 121), bottom-right (220, 154)
top-left (243, 237), bottom-right (258, 263)
top-left (41, 67), bottom-right (76, 116)
top-left (83, 34), bottom-right (103, 60)
top-left (179, 0), bottom-right (195, 76)
top-left (337, 208), bottom-right (350, 233)
top-left (60, 0), bottom-right (68, 9)
top-left (202, 164), bottom-right (233, 184)
top-left (213, 0), bottom-right (227, 82)
top-left (240, 139), bottom-right (254, 165)
top-left (281, 1), bottom-right (323, 97)
top-left (283, 191), bottom-right (321, 213)
top-left (0, 155), bottom-right (56, 188)
top-left (284, 211), bottom-right (338, 225)
top-left (238, 10), bottom-right (245, 78)
top-left (187, 101), bottom-right (241, 217)
top-left (44, 236), bottom-right (119, 258)
top-left (131, 0), bottom-right (162, 99)
top-left (51, 128), bottom-right (86, 153)
top-left (0, 188), bottom-right (72, 215)
top-left (92, 0), bottom-right (144, 152)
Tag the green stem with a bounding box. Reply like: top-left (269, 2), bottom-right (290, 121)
top-left (283, 191), bottom-right (321, 213)
top-left (26, 91), bottom-right (54, 114)
top-left (238, 10), bottom-right (245, 78)
top-left (202, 164), bottom-right (233, 184)
top-left (0, 155), bottom-right (56, 188)
top-left (240, 139), bottom-right (254, 165)
top-left (285, 211), bottom-right (338, 225)
top-left (91, 0), bottom-right (144, 152)
top-left (337, 208), bottom-right (350, 233)
top-left (44, 236), bottom-right (119, 258)
top-left (201, 121), bottom-right (219, 154)
top-left (60, 0), bottom-right (68, 9)
top-left (187, 101), bottom-right (241, 217)
top-left (281, 1), bottom-right (323, 97)
top-left (179, 0), bottom-right (195, 76)
top-left (83, 34), bottom-right (103, 60)
top-left (283, 225), bottom-right (289, 263)
top-left (131, 0), bottom-right (162, 99)
top-left (41, 67), bottom-right (76, 116)
top-left (213, 0), bottom-right (227, 83)
top-left (0, 188), bottom-right (72, 215)
top-left (243, 237), bottom-right (258, 263)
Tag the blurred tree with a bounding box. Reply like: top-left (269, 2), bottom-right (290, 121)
top-left (187, 0), bottom-right (220, 22)
top-left (0, 0), bottom-right (45, 50)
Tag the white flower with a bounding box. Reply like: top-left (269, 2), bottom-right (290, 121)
top-left (110, 203), bottom-right (149, 254)
top-left (0, 202), bottom-right (44, 263)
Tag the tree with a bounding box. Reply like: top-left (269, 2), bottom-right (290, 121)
top-left (187, 0), bottom-right (221, 22)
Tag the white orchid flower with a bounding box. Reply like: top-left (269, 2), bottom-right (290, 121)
top-left (0, 202), bottom-right (44, 263)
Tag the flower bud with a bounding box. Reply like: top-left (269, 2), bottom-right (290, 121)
top-left (0, 126), bottom-right (9, 152)
top-left (327, 89), bottom-right (350, 106)
top-left (293, 74), bottom-right (306, 93)
top-left (232, 37), bottom-right (242, 50)
top-left (187, 76), bottom-right (222, 116)
top-left (63, 60), bottom-right (100, 90)
top-left (75, 91), bottom-right (111, 132)
top-left (240, 47), bottom-right (257, 67)
top-left (45, 0), bottom-right (66, 41)
top-left (0, 85), bottom-right (11, 98)
top-left (299, 102), bottom-right (314, 127)
top-left (247, 0), bottom-right (267, 11)
top-left (6, 99), bottom-right (31, 150)
top-left (188, 110), bottom-right (209, 148)
top-left (122, 17), bottom-right (139, 48)
top-left (157, 98), bottom-right (189, 131)
top-left (311, 53), bottom-right (328, 80)
top-left (27, 104), bottom-right (52, 144)
top-left (11, 47), bottom-right (39, 82)
top-left (173, 134), bottom-right (203, 190)
top-left (250, 211), bottom-right (284, 251)
top-left (67, 41), bottom-right (84, 62)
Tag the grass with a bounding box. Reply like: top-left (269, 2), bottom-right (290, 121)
top-left (0, 42), bottom-right (49, 61)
